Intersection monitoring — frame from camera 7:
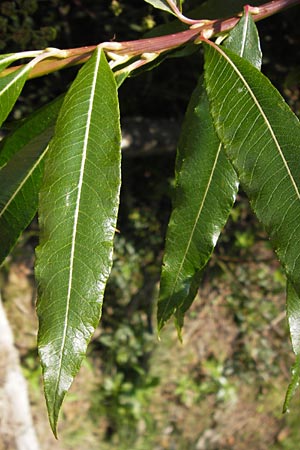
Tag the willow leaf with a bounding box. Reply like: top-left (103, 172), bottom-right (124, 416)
top-left (283, 353), bottom-right (300, 413)
top-left (283, 282), bottom-right (300, 411)
top-left (158, 12), bottom-right (261, 332)
top-left (35, 47), bottom-right (121, 435)
top-left (0, 97), bottom-right (62, 265)
top-left (204, 42), bottom-right (300, 294)
top-left (0, 95), bottom-right (63, 169)
top-left (0, 129), bottom-right (52, 266)
top-left (0, 66), bottom-right (32, 127)
top-left (0, 53), bottom-right (19, 73)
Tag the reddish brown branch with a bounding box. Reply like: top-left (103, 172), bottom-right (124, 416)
top-left (1, 0), bottom-right (299, 79)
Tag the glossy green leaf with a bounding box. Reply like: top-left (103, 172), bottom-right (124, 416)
top-left (0, 65), bottom-right (32, 127)
top-left (158, 12), bottom-right (261, 332)
top-left (223, 8), bottom-right (262, 70)
top-left (0, 129), bottom-right (52, 266)
top-left (204, 43), bottom-right (300, 294)
top-left (35, 47), bottom-right (121, 435)
top-left (0, 96), bottom-right (63, 265)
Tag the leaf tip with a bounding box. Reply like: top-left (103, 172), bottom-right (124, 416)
top-left (47, 400), bottom-right (60, 439)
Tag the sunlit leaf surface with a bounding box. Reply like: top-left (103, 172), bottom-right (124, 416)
top-left (35, 48), bottom-right (121, 435)
top-left (204, 43), bottom-right (300, 293)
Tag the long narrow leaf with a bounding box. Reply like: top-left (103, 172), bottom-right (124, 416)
top-left (158, 12), bottom-right (262, 332)
top-left (283, 353), bottom-right (300, 413)
top-left (0, 129), bottom-right (52, 266)
top-left (284, 282), bottom-right (300, 410)
top-left (0, 96), bottom-right (62, 265)
top-left (0, 66), bottom-right (33, 127)
top-left (35, 47), bottom-right (121, 435)
top-left (204, 43), bottom-right (300, 294)
top-left (0, 51), bottom-right (56, 128)
top-left (0, 95), bottom-right (63, 169)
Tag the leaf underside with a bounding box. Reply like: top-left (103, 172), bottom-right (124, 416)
top-left (157, 12), bottom-right (262, 332)
top-left (35, 48), bottom-right (121, 435)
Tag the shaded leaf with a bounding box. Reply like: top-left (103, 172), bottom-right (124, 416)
top-left (204, 42), bottom-right (300, 294)
top-left (0, 95), bottom-right (63, 168)
top-left (158, 12), bottom-right (261, 331)
top-left (35, 48), bottom-right (121, 435)
top-left (0, 129), bottom-right (52, 266)
top-left (157, 81), bottom-right (238, 331)
top-left (0, 97), bottom-right (63, 265)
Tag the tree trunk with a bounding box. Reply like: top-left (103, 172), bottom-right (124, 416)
top-left (0, 296), bottom-right (40, 450)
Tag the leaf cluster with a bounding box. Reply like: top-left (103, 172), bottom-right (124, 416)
top-left (0, 0), bottom-right (300, 436)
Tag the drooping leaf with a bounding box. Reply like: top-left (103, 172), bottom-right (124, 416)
top-left (35, 47), bottom-right (121, 435)
top-left (157, 81), bottom-right (238, 331)
top-left (0, 97), bottom-right (63, 265)
top-left (204, 42), bottom-right (300, 294)
top-left (283, 353), bottom-right (300, 413)
top-left (283, 281), bottom-right (300, 410)
top-left (158, 12), bottom-right (261, 332)
top-left (0, 95), bottom-right (63, 169)
top-left (0, 129), bottom-right (52, 266)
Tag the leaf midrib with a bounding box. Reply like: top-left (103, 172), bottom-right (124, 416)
top-left (0, 146), bottom-right (48, 219)
top-left (161, 23), bottom-right (252, 317)
top-left (54, 47), bottom-right (102, 403)
top-left (161, 142), bottom-right (223, 317)
top-left (209, 43), bottom-right (300, 203)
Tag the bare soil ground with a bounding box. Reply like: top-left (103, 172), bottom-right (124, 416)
top-left (0, 239), bottom-right (297, 450)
